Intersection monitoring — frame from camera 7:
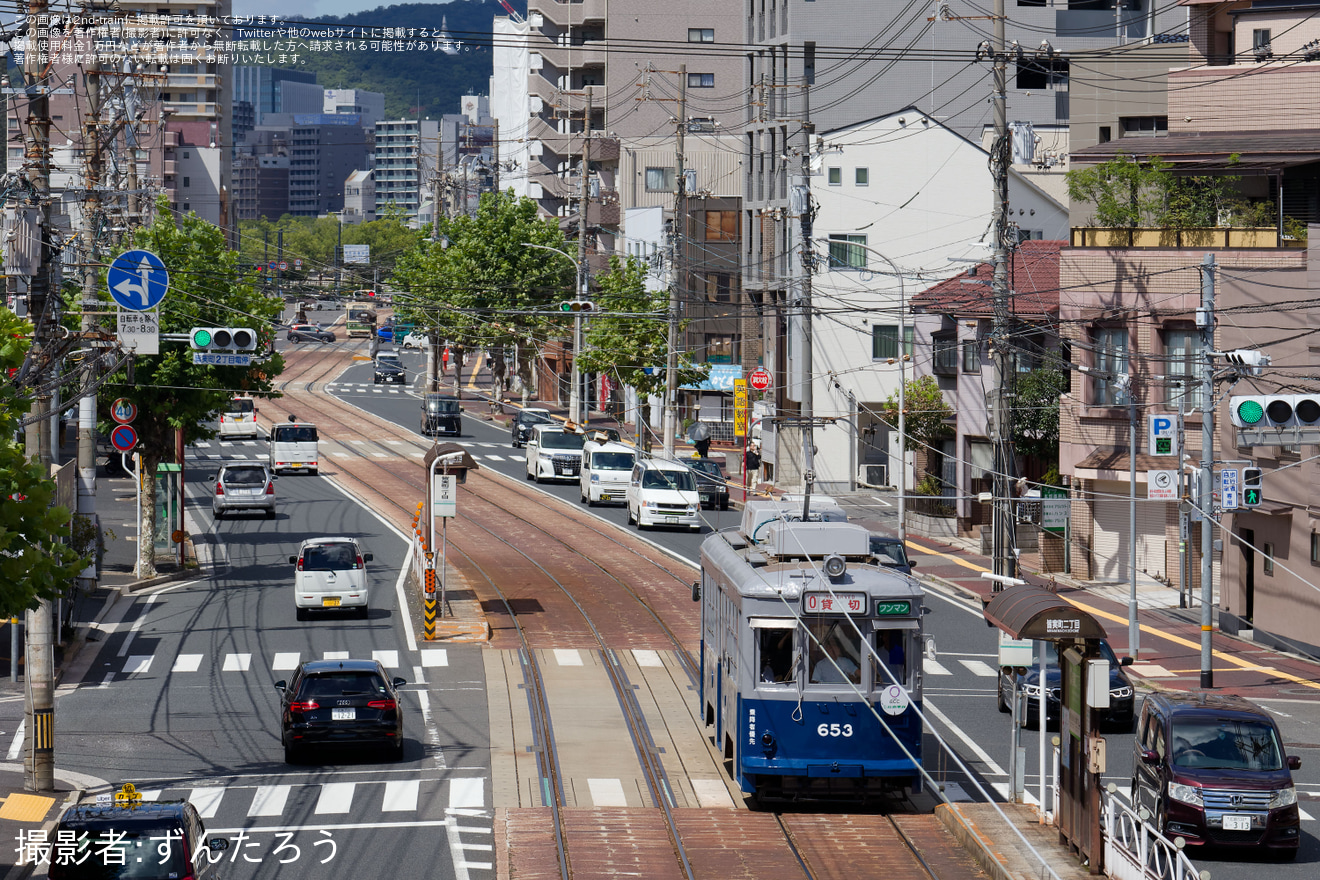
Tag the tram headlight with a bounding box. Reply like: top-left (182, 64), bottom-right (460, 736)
top-left (822, 554), bottom-right (847, 579)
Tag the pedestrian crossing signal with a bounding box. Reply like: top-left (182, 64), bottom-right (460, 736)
top-left (1243, 467), bottom-right (1263, 507)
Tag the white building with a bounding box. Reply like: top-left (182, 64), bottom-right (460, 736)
top-left (491, 15), bottom-right (533, 200)
top-left (799, 108), bottom-right (1068, 493)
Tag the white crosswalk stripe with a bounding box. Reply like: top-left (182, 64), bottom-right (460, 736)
top-left (248, 785), bottom-right (291, 817)
top-left (372, 650), bottom-right (400, 668)
top-left (420, 649), bottom-right (448, 667)
top-left (959, 659), bottom-right (998, 677)
top-left (223, 653), bottom-right (252, 672)
top-left (190, 787), bottom-right (225, 818)
top-left (124, 655), bottom-right (153, 675)
top-left (172, 654), bottom-right (203, 673)
top-left (924, 659), bottom-right (953, 676)
top-left (272, 652), bottom-right (300, 671)
top-left (316, 782), bottom-right (355, 814)
top-left (382, 780), bottom-right (420, 812)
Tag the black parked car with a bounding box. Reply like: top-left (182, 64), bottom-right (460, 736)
top-left (276, 658), bottom-right (407, 763)
top-left (287, 323), bottom-right (336, 343)
top-left (997, 638), bottom-right (1135, 731)
top-left (687, 457), bottom-right (730, 510)
top-left (511, 408), bottom-right (553, 447)
top-left (373, 351), bottom-right (406, 385)
top-left (49, 788), bottom-right (229, 879)
top-left (421, 394), bottom-right (462, 436)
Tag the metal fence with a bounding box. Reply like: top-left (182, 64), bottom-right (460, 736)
top-left (1102, 788), bottom-right (1206, 880)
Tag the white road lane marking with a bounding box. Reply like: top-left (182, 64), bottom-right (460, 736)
top-left (190, 788), bottom-right (225, 818)
top-left (272, 652), bottom-right (300, 671)
top-left (588, 778), bottom-right (627, 807)
top-left (172, 654), bottom-right (202, 673)
top-left (924, 659), bottom-right (953, 676)
top-left (222, 654), bottom-right (252, 672)
top-left (248, 785), bottom-right (291, 817)
top-left (554, 649), bottom-right (583, 666)
top-left (959, 659), bottom-right (998, 677)
top-left (323, 651), bottom-right (350, 660)
top-left (448, 778), bottom-right (484, 811)
top-left (632, 650), bottom-right (663, 668)
top-left (372, 650), bottom-right (399, 668)
top-left (315, 782), bottom-right (355, 814)
top-left (420, 650), bottom-right (448, 667)
top-left (124, 655), bottom-right (153, 675)
top-left (6, 721), bottom-right (24, 760)
top-left (924, 701), bottom-right (1007, 777)
top-left (382, 780), bottom-right (419, 812)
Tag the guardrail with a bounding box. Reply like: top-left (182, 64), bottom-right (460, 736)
top-left (1102, 786), bottom-right (1207, 880)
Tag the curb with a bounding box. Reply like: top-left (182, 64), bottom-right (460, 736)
top-left (116, 566), bottom-right (202, 596)
top-left (934, 803), bottom-right (1015, 880)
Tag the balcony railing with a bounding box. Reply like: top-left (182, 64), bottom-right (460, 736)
top-left (1070, 226), bottom-right (1303, 248)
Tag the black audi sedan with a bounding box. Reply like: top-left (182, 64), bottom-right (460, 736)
top-left (997, 638), bottom-right (1135, 731)
top-left (276, 659), bottom-right (407, 762)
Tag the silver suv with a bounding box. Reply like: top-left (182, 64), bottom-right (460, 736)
top-left (211, 461), bottom-right (277, 519)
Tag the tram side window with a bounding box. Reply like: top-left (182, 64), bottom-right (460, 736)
top-left (808, 621), bottom-right (861, 685)
top-left (758, 627), bottom-right (794, 685)
top-left (873, 629), bottom-right (908, 686)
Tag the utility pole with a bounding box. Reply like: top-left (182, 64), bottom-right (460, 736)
top-left (662, 69), bottom-right (685, 458)
top-left (1127, 380), bottom-right (1139, 660)
top-left (798, 77), bottom-right (815, 517)
top-left (275, 230), bottom-right (283, 301)
top-left (76, 49), bottom-right (102, 607)
top-left (1198, 253), bottom-right (1216, 688)
top-left (23, 0), bottom-right (55, 792)
top-left (428, 135), bottom-right (442, 395)
top-left (571, 88), bottom-right (591, 425)
top-left (989, 0), bottom-right (1017, 579)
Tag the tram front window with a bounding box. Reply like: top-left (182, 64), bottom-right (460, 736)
top-left (873, 628), bottom-right (908, 686)
top-left (808, 622), bottom-right (861, 685)
top-left (758, 626), bottom-right (794, 685)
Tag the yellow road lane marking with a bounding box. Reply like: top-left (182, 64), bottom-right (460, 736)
top-left (910, 541), bottom-right (1320, 693)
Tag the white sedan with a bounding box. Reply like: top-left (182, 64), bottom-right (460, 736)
top-left (401, 332), bottom-right (427, 350)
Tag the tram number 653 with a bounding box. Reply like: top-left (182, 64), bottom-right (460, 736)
top-left (817, 723), bottom-right (854, 737)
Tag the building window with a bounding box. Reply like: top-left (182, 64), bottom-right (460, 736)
top-left (855, 168), bottom-right (869, 186)
top-left (933, 334), bottom-right (958, 376)
top-left (804, 42), bottom-right (816, 84)
top-left (687, 73), bottom-right (715, 88)
top-left (704, 210), bottom-right (738, 241)
top-left (1263, 542), bottom-right (1274, 576)
top-left (1312, 532), bottom-right (1319, 564)
top-left (1092, 327), bottom-right (1129, 406)
top-left (962, 339), bottom-right (981, 373)
top-left (182, 177), bottom-right (190, 187)
top-left (687, 28), bottom-right (714, 42)
top-left (827, 234), bottom-right (867, 269)
top-left (1016, 59), bottom-right (1069, 90)
top-left (704, 273), bottom-right (732, 302)
top-left (1099, 126), bottom-right (1111, 144)
top-left (872, 325), bottom-right (914, 360)
top-left (1014, 332), bottom-right (1045, 373)
top-left (827, 167), bottom-right (841, 185)
top-left (1120, 116), bottom-right (1168, 138)
top-left (645, 167), bottom-right (675, 191)
top-left (1253, 28), bottom-right (1272, 57)
top-left (1163, 328), bottom-right (1204, 410)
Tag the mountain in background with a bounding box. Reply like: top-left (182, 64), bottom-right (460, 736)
top-left (266, 1), bottom-right (527, 120)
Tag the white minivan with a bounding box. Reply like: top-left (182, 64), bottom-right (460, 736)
top-left (626, 459), bottom-right (702, 531)
top-left (579, 439), bottom-right (635, 505)
top-left (269, 420), bottom-right (320, 474)
top-left (525, 424), bottom-right (586, 483)
top-left (219, 395), bottom-right (258, 439)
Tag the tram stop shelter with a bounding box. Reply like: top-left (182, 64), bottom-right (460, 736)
top-left (983, 584), bottom-right (1110, 875)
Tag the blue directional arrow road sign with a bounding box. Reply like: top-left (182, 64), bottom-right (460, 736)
top-left (107, 249), bottom-right (169, 312)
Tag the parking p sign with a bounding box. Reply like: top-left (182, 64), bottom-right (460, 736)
top-left (1148, 413), bottom-right (1176, 456)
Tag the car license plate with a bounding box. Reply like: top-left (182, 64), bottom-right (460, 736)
top-left (600, 494), bottom-right (611, 501)
top-left (290, 462), bottom-right (303, 469)
top-left (665, 516), bottom-right (679, 524)
top-left (332, 708), bottom-right (355, 721)
top-left (1223, 814), bottom-right (1251, 831)
top-left (322, 597), bottom-right (341, 607)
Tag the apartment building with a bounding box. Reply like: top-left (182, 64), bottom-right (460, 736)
top-left (324, 89), bottom-right (386, 130)
top-left (374, 119), bottom-right (440, 219)
top-left (233, 67), bottom-right (320, 126)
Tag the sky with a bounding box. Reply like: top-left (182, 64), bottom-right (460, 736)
top-left (233, 0), bottom-right (405, 21)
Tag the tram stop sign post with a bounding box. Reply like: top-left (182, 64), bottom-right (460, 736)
top-left (748, 367), bottom-right (773, 392)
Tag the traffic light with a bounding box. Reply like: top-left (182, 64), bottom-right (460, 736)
top-left (1230, 394), bottom-right (1320, 428)
top-left (190, 327), bottom-right (257, 351)
top-left (559, 300), bottom-right (595, 313)
top-left (1243, 467), bottom-right (1263, 507)
top-left (1225, 349), bottom-right (1270, 376)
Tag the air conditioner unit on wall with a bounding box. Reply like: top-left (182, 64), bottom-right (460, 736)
top-left (859, 464), bottom-right (888, 488)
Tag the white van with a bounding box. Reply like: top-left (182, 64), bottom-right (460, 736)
top-left (579, 438), bottom-right (635, 505)
top-left (269, 420), bottom-right (320, 474)
top-left (525, 424), bottom-right (586, 483)
top-left (626, 458), bottom-right (701, 531)
top-left (219, 395), bottom-right (258, 439)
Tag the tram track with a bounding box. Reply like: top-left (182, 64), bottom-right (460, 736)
top-left (264, 349), bottom-right (982, 880)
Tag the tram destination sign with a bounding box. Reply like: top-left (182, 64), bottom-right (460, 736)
top-left (802, 592), bottom-right (865, 614)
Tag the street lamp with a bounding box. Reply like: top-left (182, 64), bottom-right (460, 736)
top-left (522, 242), bottom-right (586, 424)
top-left (815, 238), bottom-right (908, 547)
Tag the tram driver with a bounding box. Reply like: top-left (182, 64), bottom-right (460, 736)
top-left (810, 631), bottom-right (861, 684)
top-left (874, 629), bottom-right (907, 686)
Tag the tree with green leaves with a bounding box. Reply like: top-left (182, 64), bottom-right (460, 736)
top-left (880, 375), bottom-right (954, 489)
top-left (578, 256), bottom-right (708, 447)
top-left (102, 199), bottom-right (285, 578)
top-left (0, 309), bottom-right (90, 615)
top-left (391, 191), bottom-right (573, 403)
top-left (1011, 367), bottom-right (1068, 467)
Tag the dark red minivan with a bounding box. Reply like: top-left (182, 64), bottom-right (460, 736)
top-left (1132, 692), bottom-right (1301, 860)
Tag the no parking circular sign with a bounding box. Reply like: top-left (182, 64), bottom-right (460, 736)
top-left (110, 424), bottom-right (138, 452)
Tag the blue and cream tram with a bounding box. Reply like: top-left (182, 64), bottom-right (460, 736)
top-left (696, 501), bottom-right (925, 801)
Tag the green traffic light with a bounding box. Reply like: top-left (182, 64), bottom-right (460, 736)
top-left (1236, 399), bottom-right (1264, 425)
top-left (192, 329), bottom-right (212, 347)
top-left (559, 302), bottom-right (572, 312)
